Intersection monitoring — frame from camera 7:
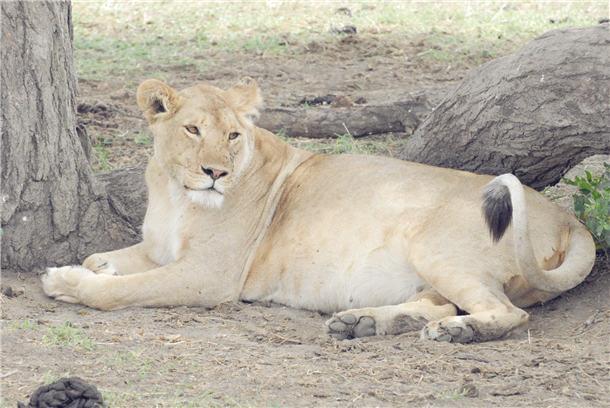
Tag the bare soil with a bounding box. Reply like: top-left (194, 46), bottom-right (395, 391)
top-left (77, 36), bottom-right (457, 171)
top-left (2, 257), bottom-right (609, 407)
top-left (3, 27), bottom-right (610, 408)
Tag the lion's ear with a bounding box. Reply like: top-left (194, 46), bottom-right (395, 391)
top-left (136, 79), bottom-right (182, 122)
top-left (225, 77), bottom-right (263, 123)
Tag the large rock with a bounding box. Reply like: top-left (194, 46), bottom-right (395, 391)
top-left (399, 24), bottom-right (610, 189)
top-left (544, 154), bottom-right (609, 213)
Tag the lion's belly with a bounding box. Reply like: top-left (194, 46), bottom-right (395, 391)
top-left (247, 252), bottom-right (423, 314)
top-left (242, 220), bottom-right (425, 313)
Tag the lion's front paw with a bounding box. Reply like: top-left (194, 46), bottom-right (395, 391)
top-left (82, 254), bottom-right (117, 275)
top-left (41, 266), bottom-right (96, 304)
top-left (421, 317), bottom-right (475, 343)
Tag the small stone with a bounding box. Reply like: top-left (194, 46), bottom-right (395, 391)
top-left (335, 7), bottom-right (352, 16)
top-left (2, 286), bottom-right (13, 297)
top-left (331, 96), bottom-right (353, 108)
top-left (330, 25), bottom-right (357, 35)
top-left (2, 286), bottom-right (24, 298)
top-left (490, 383), bottom-right (526, 396)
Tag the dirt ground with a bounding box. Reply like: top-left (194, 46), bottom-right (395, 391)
top-left (77, 35), bottom-right (459, 171)
top-left (3, 4), bottom-right (610, 406)
top-left (2, 256), bottom-right (609, 407)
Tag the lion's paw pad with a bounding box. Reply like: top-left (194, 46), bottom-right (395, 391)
top-left (326, 313), bottom-right (376, 340)
top-left (422, 318), bottom-right (475, 343)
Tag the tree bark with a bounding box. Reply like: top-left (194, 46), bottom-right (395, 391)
top-left (399, 24), bottom-right (610, 189)
top-left (258, 97), bottom-right (431, 138)
top-left (1, 1), bottom-right (140, 272)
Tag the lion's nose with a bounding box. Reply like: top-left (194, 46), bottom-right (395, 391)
top-left (201, 166), bottom-right (228, 180)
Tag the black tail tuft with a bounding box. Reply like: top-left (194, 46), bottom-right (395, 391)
top-left (482, 181), bottom-right (513, 243)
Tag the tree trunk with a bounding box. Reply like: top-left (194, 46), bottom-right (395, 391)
top-left (399, 24), bottom-right (610, 190)
top-left (1, 1), bottom-right (140, 272)
top-left (258, 97), bottom-right (431, 138)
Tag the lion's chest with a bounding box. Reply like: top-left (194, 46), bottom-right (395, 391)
top-left (142, 198), bottom-right (188, 266)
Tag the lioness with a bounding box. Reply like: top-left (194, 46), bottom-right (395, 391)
top-left (42, 78), bottom-right (595, 343)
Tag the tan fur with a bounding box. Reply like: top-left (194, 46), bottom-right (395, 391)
top-left (42, 79), bottom-right (596, 343)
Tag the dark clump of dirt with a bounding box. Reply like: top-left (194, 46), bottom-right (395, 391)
top-left (299, 94), bottom-right (367, 107)
top-left (77, 101), bottom-right (114, 116)
top-left (299, 94), bottom-right (338, 106)
top-left (18, 377), bottom-right (104, 408)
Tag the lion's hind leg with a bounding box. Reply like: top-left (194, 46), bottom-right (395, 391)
top-left (325, 289), bottom-right (457, 339)
top-left (421, 278), bottom-right (529, 343)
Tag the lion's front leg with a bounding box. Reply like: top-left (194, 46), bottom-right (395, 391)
top-left (83, 242), bottom-right (159, 276)
top-left (41, 266), bottom-right (98, 304)
top-left (42, 260), bottom-right (238, 310)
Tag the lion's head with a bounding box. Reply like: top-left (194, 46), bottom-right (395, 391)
top-left (136, 77), bottom-right (263, 208)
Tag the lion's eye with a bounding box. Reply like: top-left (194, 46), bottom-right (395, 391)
top-left (228, 132), bottom-right (240, 141)
top-left (185, 125), bottom-right (200, 136)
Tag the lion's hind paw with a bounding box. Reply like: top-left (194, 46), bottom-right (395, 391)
top-left (325, 313), bottom-right (376, 340)
top-left (422, 317), bottom-right (476, 343)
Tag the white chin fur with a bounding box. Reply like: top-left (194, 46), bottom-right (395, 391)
top-left (187, 189), bottom-right (224, 208)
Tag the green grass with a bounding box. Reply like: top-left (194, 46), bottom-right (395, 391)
top-left (134, 132), bottom-right (152, 146)
top-left (435, 383), bottom-right (478, 400)
top-left (73, 1), bottom-right (605, 163)
top-left (100, 390), bottom-right (135, 407)
top-left (42, 322), bottom-right (96, 351)
top-left (72, 1), bottom-right (606, 81)
top-left (38, 370), bottom-right (74, 386)
top-left (9, 319), bottom-right (37, 330)
top-left (108, 349), bottom-right (156, 379)
top-left (93, 144), bottom-right (112, 171)
top-left (564, 163), bottom-right (610, 250)
top-left (436, 390), bottom-right (466, 400)
top-left (287, 133), bottom-right (403, 157)
top-left (174, 391), bottom-right (233, 408)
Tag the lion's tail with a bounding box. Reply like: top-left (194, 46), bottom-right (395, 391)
top-left (481, 174), bottom-right (595, 293)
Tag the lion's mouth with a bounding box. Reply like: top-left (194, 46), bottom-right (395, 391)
top-left (184, 185), bottom-right (222, 194)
